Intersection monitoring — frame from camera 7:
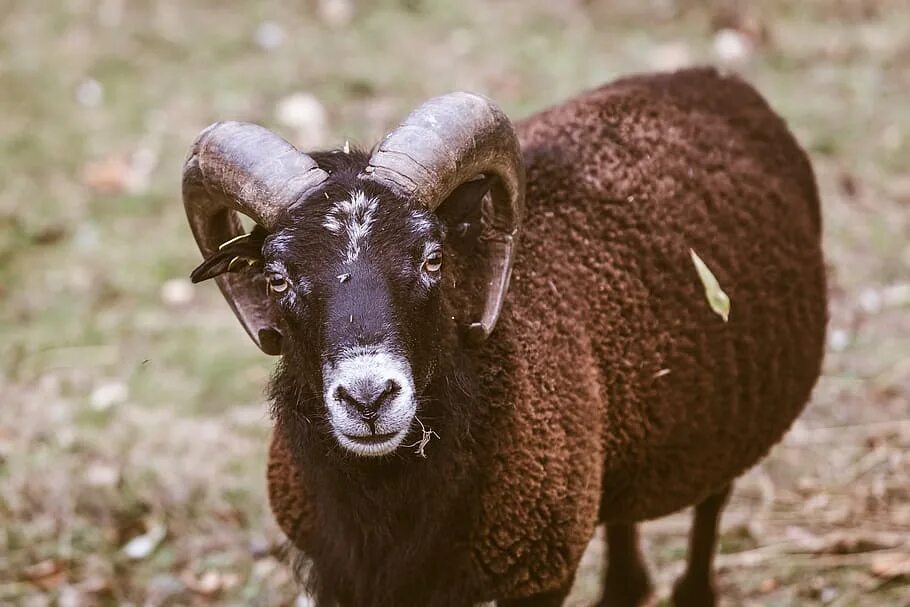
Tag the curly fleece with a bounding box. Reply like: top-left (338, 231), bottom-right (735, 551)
top-left (267, 68), bottom-right (827, 601)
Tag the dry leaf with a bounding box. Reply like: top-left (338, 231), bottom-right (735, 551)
top-left (82, 147), bottom-right (158, 194)
top-left (122, 520), bottom-right (166, 560)
top-left (690, 248), bottom-right (731, 322)
top-left (82, 155), bottom-right (132, 194)
top-left (184, 570), bottom-right (222, 596)
top-left (22, 559), bottom-right (67, 590)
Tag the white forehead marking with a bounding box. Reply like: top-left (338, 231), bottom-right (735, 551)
top-left (322, 190), bottom-right (378, 263)
top-left (323, 215), bottom-right (343, 234)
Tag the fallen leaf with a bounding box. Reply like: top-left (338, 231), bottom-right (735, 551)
top-left (22, 559), bottom-right (67, 590)
top-left (82, 147), bottom-right (158, 195)
top-left (122, 520), bottom-right (166, 560)
top-left (690, 248), bottom-right (731, 322)
top-left (183, 570), bottom-right (223, 596)
top-left (82, 155), bottom-right (132, 194)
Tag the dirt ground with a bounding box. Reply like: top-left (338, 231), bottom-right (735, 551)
top-left (1, 1), bottom-right (908, 605)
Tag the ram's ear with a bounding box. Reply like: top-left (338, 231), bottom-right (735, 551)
top-left (190, 225), bottom-right (268, 283)
top-left (436, 175), bottom-right (495, 229)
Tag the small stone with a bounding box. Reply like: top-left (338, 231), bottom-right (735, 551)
top-left (161, 278), bottom-right (194, 307)
top-left (254, 21), bottom-right (286, 50)
top-left (75, 79), bottom-right (104, 107)
top-left (713, 29), bottom-right (753, 65)
top-left (90, 381), bottom-right (128, 411)
top-left (827, 328), bottom-right (850, 352)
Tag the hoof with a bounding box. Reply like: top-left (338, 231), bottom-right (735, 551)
top-left (599, 574), bottom-right (654, 607)
top-left (671, 576), bottom-right (716, 607)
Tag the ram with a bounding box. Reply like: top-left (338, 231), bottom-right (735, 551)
top-left (184, 68), bottom-right (827, 607)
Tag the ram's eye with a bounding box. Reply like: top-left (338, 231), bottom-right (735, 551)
top-left (268, 274), bottom-right (289, 294)
top-left (423, 251), bottom-right (443, 273)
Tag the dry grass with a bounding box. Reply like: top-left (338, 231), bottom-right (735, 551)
top-left (1, 1), bottom-right (908, 605)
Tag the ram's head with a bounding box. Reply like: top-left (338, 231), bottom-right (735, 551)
top-left (184, 93), bottom-right (524, 456)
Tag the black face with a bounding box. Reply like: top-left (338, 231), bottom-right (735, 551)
top-left (259, 151), bottom-right (492, 457)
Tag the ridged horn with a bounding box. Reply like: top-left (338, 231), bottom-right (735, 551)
top-left (183, 121), bottom-right (328, 355)
top-left (362, 92), bottom-right (525, 341)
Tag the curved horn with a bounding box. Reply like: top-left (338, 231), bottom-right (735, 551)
top-left (362, 92), bottom-right (525, 341)
top-left (183, 121), bottom-right (328, 354)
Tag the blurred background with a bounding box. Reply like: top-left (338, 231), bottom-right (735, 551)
top-left (1, 0), bottom-right (908, 605)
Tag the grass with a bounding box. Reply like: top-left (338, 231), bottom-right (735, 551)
top-left (1, 0), bottom-right (909, 605)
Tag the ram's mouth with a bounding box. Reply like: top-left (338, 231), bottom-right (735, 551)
top-left (336, 427), bottom-right (409, 456)
top-left (343, 431), bottom-right (401, 446)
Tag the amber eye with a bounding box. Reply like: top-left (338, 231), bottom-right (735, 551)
top-left (423, 251), bottom-right (443, 273)
top-left (268, 274), bottom-right (289, 294)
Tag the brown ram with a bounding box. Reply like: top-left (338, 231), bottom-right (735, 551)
top-left (185, 67), bottom-right (827, 606)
